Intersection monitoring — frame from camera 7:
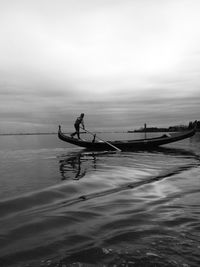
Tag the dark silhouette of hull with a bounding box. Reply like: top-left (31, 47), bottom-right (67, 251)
top-left (58, 126), bottom-right (196, 151)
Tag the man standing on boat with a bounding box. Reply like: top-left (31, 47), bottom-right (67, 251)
top-left (71, 113), bottom-right (85, 139)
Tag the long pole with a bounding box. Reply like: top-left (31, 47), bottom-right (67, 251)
top-left (144, 123), bottom-right (147, 139)
top-left (82, 127), bottom-right (121, 152)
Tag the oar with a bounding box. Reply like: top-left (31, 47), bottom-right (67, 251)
top-left (82, 127), bottom-right (121, 152)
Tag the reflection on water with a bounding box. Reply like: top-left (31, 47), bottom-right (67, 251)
top-left (59, 151), bottom-right (117, 181)
top-left (58, 147), bottom-right (200, 183)
top-left (0, 134), bottom-right (200, 267)
top-left (59, 152), bottom-right (96, 180)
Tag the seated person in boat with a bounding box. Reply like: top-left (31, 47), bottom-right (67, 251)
top-left (71, 113), bottom-right (85, 139)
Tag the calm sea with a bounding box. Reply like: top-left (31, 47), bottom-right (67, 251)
top-left (0, 132), bottom-right (200, 267)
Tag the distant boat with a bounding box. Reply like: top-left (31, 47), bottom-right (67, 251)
top-left (58, 126), bottom-right (196, 151)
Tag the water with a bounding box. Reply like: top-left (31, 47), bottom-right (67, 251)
top-left (0, 132), bottom-right (200, 267)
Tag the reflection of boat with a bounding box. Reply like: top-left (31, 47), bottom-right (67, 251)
top-left (58, 126), bottom-right (196, 151)
top-left (59, 151), bottom-right (98, 180)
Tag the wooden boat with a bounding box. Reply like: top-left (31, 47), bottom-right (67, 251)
top-left (58, 125), bottom-right (196, 151)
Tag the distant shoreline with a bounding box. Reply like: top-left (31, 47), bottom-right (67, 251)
top-left (0, 133), bottom-right (57, 136)
top-left (0, 127), bottom-right (199, 136)
top-left (1, 130), bottom-right (197, 136)
top-left (130, 128), bottom-right (200, 133)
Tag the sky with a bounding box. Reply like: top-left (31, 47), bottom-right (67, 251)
top-left (0, 0), bottom-right (200, 133)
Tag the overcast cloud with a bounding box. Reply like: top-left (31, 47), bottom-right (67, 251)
top-left (0, 0), bottom-right (200, 133)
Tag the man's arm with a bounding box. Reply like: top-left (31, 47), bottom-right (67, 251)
top-left (81, 119), bottom-right (85, 129)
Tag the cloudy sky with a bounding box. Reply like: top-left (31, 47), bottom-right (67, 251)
top-left (0, 0), bottom-right (200, 133)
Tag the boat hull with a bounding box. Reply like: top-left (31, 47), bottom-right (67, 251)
top-left (58, 127), bottom-right (196, 151)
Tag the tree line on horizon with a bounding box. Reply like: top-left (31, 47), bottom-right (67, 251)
top-left (132, 120), bottom-right (200, 132)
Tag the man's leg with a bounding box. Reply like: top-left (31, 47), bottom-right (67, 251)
top-left (76, 125), bottom-right (80, 139)
top-left (71, 132), bottom-right (75, 137)
top-left (71, 124), bottom-right (77, 137)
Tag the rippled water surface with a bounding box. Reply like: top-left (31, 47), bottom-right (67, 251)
top-left (0, 132), bottom-right (200, 267)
